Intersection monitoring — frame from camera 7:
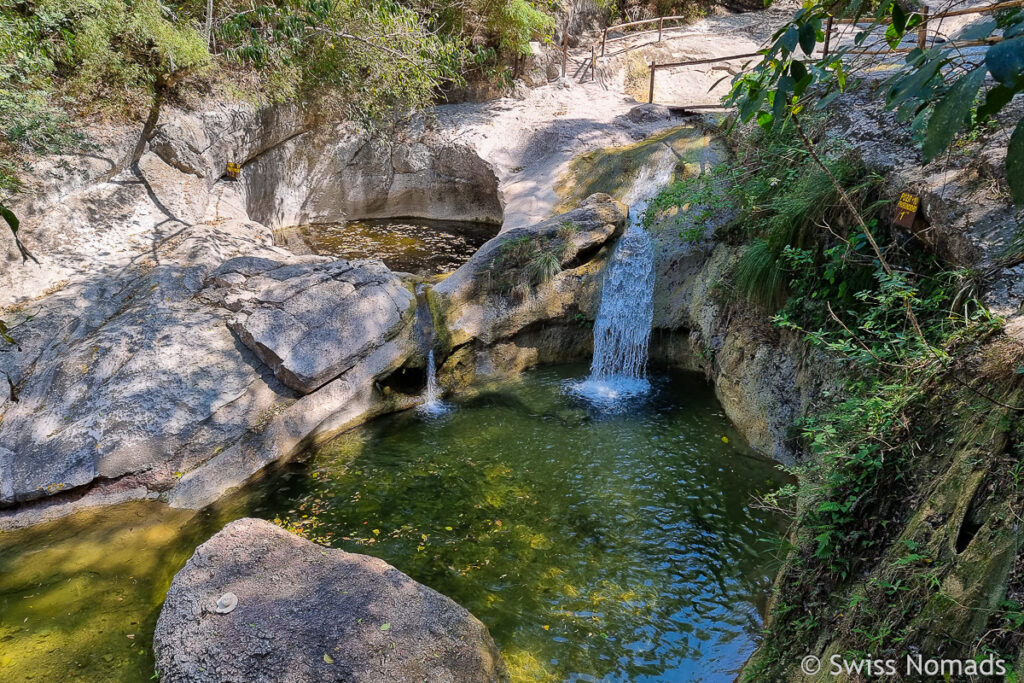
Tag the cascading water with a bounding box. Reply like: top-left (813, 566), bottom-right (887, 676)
top-left (588, 218), bottom-right (655, 390)
top-left (418, 349), bottom-right (449, 416)
top-left (573, 153), bottom-right (674, 405)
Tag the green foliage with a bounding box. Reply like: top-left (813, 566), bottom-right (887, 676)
top-left (221, 0), bottom-right (463, 120)
top-left (0, 89), bottom-right (85, 154)
top-left (525, 250), bottom-right (562, 285)
top-left (726, 0), bottom-right (1024, 205)
top-left (486, 230), bottom-right (572, 298)
top-left (643, 162), bottom-right (738, 239)
top-left (734, 239), bottom-right (788, 310)
top-left (477, 0), bottom-right (554, 58)
top-left (1, 0), bottom-right (210, 105)
top-left (648, 119), bottom-right (878, 311)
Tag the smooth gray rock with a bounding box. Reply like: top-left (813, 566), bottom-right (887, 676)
top-left (202, 259), bottom-right (416, 394)
top-left (241, 124), bottom-right (504, 229)
top-left (0, 217), bottom-right (293, 509)
top-left (434, 193), bottom-right (627, 348)
top-left (154, 518), bottom-right (509, 683)
top-left (627, 104), bottom-right (673, 124)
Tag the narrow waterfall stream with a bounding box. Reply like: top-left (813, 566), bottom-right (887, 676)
top-left (575, 154), bottom-right (674, 405)
top-left (417, 349), bottom-right (449, 416)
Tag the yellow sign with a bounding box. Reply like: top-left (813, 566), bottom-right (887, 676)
top-left (894, 192), bottom-right (919, 228)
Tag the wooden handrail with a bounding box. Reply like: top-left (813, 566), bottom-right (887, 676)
top-left (600, 14), bottom-right (691, 56)
top-left (652, 51), bottom-right (762, 70)
top-left (648, 51), bottom-right (762, 104)
top-left (606, 14), bottom-right (691, 33)
top-left (834, 0), bottom-right (1023, 25)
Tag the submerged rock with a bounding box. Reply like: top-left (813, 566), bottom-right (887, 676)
top-left (154, 518), bottom-right (508, 683)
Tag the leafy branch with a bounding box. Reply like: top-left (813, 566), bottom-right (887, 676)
top-left (727, 0), bottom-right (1024, 203)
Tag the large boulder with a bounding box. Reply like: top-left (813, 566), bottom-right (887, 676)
top-left (432, 193), bottom-right (627, 350)
top-left (154, 518), bottom-right (509, 683)
top-left (201, 257), bottom-right (416, 394)
top-left (0, 188), bottom-right (419, 520)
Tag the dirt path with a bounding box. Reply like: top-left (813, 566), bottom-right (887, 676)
top-left (435, 5), bottom-right (799, 229)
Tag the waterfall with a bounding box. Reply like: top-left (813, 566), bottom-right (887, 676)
top-left (574, 155), bottom-right (671, 404)
top-left (589, 217), bottom-right (655, 388)
top-left (418, 350), bottom-right (449, 416)
top-left (424, 350), bottom-right (441, 404)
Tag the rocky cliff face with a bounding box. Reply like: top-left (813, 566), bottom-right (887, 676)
top-left (0, 92), bottom-right (625, 529)
top-left (647, 238), bottom-right (839, 463)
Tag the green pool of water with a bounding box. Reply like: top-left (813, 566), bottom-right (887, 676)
top-left (274, 218), bottom-right (498, 275)
top-left (0, 365), bottom-right (790, 682)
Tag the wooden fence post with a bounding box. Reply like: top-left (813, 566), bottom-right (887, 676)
top-left (591, 44), bottom-right (597, 81)
top-left (659, 17), bottom-right (664, 42)
top-left (601, 28), bottom-right (607, 56)
top-left (561, 16), bottom-right (569, 78)
top-left (649, 63), bottom-right (656, 103)
top-left (823, 16), bottom-right (833, 58)
top-left (918, 6), bottom-right (929, 50)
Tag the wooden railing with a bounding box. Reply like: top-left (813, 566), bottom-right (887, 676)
top-left (647, 52), bottom-right (761, 104)
top-left (639, 0), bottom-right (1024, 105)
top-left (599, 15), bottom-right (693, 56)
top-left (576, 14), bottom-right (695, 82)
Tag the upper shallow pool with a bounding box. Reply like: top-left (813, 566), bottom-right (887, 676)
top-left (274, 218), bottom-right (498, 275)
top-left (0, 365), bottom-right (790, 682)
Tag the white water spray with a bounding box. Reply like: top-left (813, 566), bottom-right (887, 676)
top-left (418, 350), bottom-right (449, 416)
top-left (574, 155), bottom-right (672, 404)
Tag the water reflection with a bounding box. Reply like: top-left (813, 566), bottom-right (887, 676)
top-left (0, 365), bottom-right (790, 682)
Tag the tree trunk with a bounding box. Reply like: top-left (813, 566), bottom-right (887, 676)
top-left (205, 0), bottom-right (214, 48)
top-left (131, 81), bottom-right (167, 170)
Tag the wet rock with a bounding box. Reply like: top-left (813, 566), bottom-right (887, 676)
top-left (154, 518), bottom-right (508, 683)
top-left (626, 104), bottom-right (673, 124)
top-left (433, 193), bottom-right (627, 351)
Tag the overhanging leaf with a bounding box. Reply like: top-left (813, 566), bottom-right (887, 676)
top-left (987, 36), bottom-right (1024, 89)
top-left (885, 23), bottom-right (903, 50)
top-left (815, 91), bottom-right (842, 109)
top-left (978, 84), bottom-right (1017, 120)
top-left (1008, 117), bottom-right (1024, 206)
top-left (887, 54), bottom-right (942, 108)
top-left (0, 321), bottom-right (14, 346)
top-left (922, 67), bottom-right (987, 161)
top-left (0, 204), bottom-right (18, 235)
top-left (892, 3), bottom-right (908, 33)
top-left (781, 26), bottom-right (799, 53)
top-left (790, 59), bottom-right (808, 82)
top-left (799, 21), bottom-right (817, 55)
top-left (0, 203), bottom-right (36, 264)
top-left (954, 18), bottom-right (997, 42)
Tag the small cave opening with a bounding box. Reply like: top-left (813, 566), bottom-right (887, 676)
top-left (377, 363), bottom-right (428, 396)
